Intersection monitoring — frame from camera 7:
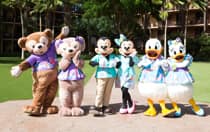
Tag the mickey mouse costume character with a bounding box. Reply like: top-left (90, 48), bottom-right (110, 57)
top-left (89, 37), bottom-right (118, 116)
top-left (165, 38), bottom-right (205, 117)
top-left (138, 38), bottom-right (176, 117)
top-left (114, 34), bottom-right (139, 114)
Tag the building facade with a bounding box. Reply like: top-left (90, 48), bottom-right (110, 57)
top-left (0, 2), bottom-right (210, 56)
top-left (148, 2), bottom-right (210, 40)
top-left (0, 5), bottom-right (73, 56)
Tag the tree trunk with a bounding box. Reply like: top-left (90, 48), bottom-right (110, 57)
top-left (64, 4), bottom-right (71, 28)
top-left (11, 10), bottom-right (15, 54)
top-left (164, 18), bottom-right (168, 58)
top-left (52, 11), bottom-right (55, 38)
top-left (203, 8), bottom-right (207, 32)
top-left (184, 8), bottom-right (188, 49)
top-left (163, 0), bottom-right (168, 58)
top-left (39, 13), bottom-right (42, 31)
top-left (20, 9), bottom-right (25, 60)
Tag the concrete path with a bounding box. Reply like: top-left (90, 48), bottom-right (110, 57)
top-left (0, 75), bottom-right (210, 132)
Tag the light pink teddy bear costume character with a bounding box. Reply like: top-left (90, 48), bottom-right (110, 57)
top-left (55, 36), bottom-right (86, 116)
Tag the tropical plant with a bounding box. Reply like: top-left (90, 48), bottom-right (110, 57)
top-left (31, 0), bottom-right (63, 34)
top-left (1, 0), bottom-right (32, 59)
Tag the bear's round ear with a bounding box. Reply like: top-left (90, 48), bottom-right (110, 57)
top-left (79, 37), bottom-right (85, 51)
top-left (18, 37), bottom-right (27, 49)
top-left (44, 29), bottom-right (53, 39)
top-left (81, 42), bottom-right (86, 51)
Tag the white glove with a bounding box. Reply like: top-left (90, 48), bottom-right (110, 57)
top-left (61, 26), bottom-right (69, 36)
top-left (138, 59), bottom-right (151, 67)
top-left (11, 66), bottom-right (22, 77)
top-left (129, 50), bottom-right (137, 57)
top-left (160, 60), bottom-right (169, 71)
top-left (109, 60), bottom-right (117, 67)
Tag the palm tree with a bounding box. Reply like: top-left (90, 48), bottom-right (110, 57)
top-left (182, 0), bottom-right (207, 48)
top-left (31, 0), bottom-right (63, 34)
top-left (2, 0), bottom-right (30, 59)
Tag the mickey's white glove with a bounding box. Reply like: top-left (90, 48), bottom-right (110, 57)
top-left (11, 66), bottom-right (22, 77)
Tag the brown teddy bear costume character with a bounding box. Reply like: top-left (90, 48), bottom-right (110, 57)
top-left (10, 26), bottom-right (69, 116)
top-left (55, 36), bottom-right (86, 116)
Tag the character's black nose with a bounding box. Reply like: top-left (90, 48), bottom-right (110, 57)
top-left (68, 49), bottom-right (73, 53)
top-left (101, 46), bottom-right (107, 50)
top-left (38, 45), bottom-right (42, 49)
top-left (124, 47), bottom-right (129, 51)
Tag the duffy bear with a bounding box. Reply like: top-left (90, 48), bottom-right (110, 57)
top-left (89, 37), bottom-right (118, 116)
top-left (138, 38), bottom-right (175, 117)
top-left (55, 36), bottom-right (86, 116)
top-left (165, 38), bottom-right (205, 117)
top-left (114, 34), bottom-right (139, 114)
top-left (10, 26), bottom-right (69, 116)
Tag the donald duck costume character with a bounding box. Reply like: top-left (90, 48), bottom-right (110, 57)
top-left (165, 38), bottom-right (205, 117)
top-left (114, 34), bottom-right (139, 114)
top-left (138, 38), bottom-right (175, 117)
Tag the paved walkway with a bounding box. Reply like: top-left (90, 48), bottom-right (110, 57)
top-left (0, 75), bottom-right (210, 132)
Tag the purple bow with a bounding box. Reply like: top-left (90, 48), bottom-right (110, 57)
top-left (75, 36), bottom-right (84, 45)
top-left (55, 39), bottom-right (64, 48)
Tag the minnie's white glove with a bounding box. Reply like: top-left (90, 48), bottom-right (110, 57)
top-left (11, 66), bottom-right (22, 77)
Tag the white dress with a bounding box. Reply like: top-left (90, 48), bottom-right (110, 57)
top-left (165, 54), bottom-right (194, 102)
top-left (138, 55), bottom-right (167, 101)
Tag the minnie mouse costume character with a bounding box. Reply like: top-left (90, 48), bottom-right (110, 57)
top-left (114, 34), bottom-right (139, 114)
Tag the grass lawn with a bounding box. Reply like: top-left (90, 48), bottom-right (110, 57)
top-left (0, 57), bottom-right (209, 103)
top-left (190, 62), bottom-right (210, 103)
top-left (0, 57), bottom-right (95, 102)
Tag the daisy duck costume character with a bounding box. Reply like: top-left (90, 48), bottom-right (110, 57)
top-left (165, 38), bottom-right (205, 117)
top-left (114, 34), bottom-right (139, 114)
top-left (138, 38), bottom-right (175, 117)
top-left (56, 36), bottom-right (86, 116)
top-left (89, 37), bottom-right (117, 116)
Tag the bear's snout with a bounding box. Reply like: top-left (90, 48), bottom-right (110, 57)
top-left (68, 49), bottom-right (74, 53)
top-left (38, 45), bottom-right (43, 49)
